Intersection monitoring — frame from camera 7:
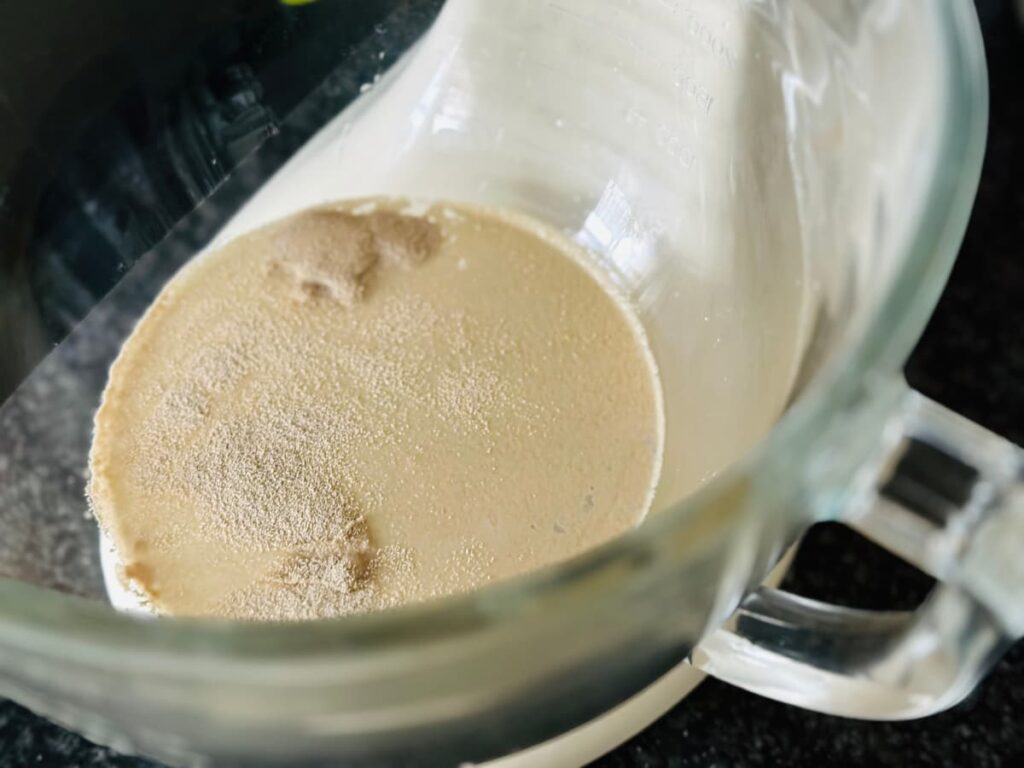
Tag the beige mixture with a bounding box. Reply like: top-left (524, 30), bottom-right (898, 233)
top-left (88, 199), bottom-right (663, 620)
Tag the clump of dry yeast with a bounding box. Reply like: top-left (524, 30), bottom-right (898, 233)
top-left (267, 208), bottom-right (441, 305)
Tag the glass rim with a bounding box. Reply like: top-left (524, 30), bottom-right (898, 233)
top-left (0, 0), bottom-right (989, 669)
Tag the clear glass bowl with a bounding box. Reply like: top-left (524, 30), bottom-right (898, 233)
top-left (0, 1), bottom-right (1003, 765)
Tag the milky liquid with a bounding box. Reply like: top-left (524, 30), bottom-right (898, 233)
top-left (92, 198), bottom-right (663, 620)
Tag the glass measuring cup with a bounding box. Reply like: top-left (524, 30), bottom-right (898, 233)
top-left (0, 0), bottom-right (1018, 764)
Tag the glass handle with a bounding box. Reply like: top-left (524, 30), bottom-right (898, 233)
top-left (691, 388), bottom-right (1024, 719)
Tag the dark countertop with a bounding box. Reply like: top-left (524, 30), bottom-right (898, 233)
top-left (2, 0), bottom-right (1022, 765)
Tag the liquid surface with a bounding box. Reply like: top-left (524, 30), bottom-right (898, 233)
top-left (88, 199), bottom-right (663, 620)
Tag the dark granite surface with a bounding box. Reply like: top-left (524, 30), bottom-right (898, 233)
top-left (2, 0), bottom-right (1022, 765)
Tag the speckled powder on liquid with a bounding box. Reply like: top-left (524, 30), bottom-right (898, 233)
top-left (87, 198), bottom-right (664, 621)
